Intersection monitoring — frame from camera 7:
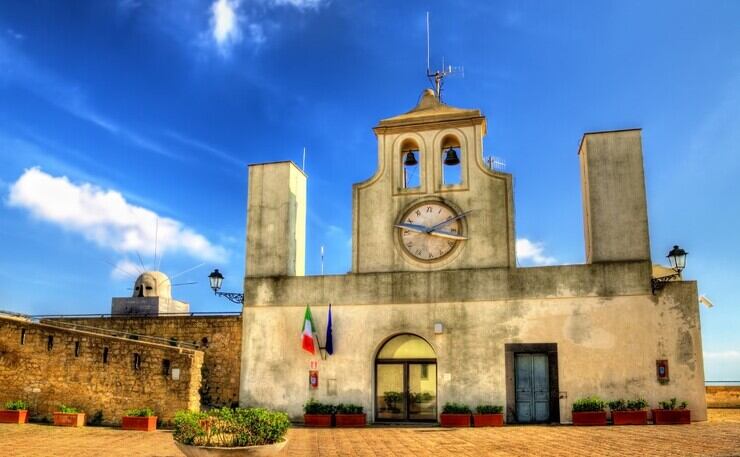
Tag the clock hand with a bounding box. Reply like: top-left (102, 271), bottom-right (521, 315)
top-left (427, 210), bottom-right (473, 232)
top-left (427, 229), bottom-right (468, 240)
top-left (394, 223), bottom-right (431, 234)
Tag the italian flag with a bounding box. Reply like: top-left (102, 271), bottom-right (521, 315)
top-left (301, 305), bottom-right (316, 354)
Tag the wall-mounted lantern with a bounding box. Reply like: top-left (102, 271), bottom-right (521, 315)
top-left (651, 245), bottom-right (688, 295)
top-left (208, 269), bottom-right (244, 304)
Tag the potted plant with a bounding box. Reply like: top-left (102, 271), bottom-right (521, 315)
top-left (652, 398), bottom-right (690, 425)
top-left (335, 403), bottom-right (366, 427)
top-left (383, 391), bottom-right (403, 413)
top-left (572, 396), bottom-right (607, 426)
top-left (473, 405), bottom-right (504, 427)
top-left (53, 405), bottom-right (85, 427)
top-left (173, 407), bottom-right (289, 456)
top-left (122, 407), bottom-right (158, 432)
top-left (608, 398), bottom-right (648, 425)
top-left (439, 403), bottom-right (472, 427)
top-left (0, 400), bottom-right (29, 424)
top-left (303, 399), bottom-right (334, 427)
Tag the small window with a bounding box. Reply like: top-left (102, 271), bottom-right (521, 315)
top-left (20, 329), bottom-right (26, 345)
top-left (74, 341), bottom-right (81, 357)
top-left (201, 337), bottom-right (209, 348)
top-left (402, 149), bottom-right (420, 189)
top-left (47, 335), bottom-right (54, 351)
top-left (102, 347), bottom-right (109, 364)
top-left (133, 353), bottom-right (141, 371)
top-left (169, 337), bottom-right (178, 347)
top-left (162, 359), bottom-right (171, 376)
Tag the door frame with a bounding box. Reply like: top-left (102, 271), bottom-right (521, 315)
top-left (505, 343), bottom-right (559, 424)
top-left (375, 359), bottom-right (437, 423)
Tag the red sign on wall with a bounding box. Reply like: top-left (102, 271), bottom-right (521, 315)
top-left (309, 370), bottom-right (319, 389)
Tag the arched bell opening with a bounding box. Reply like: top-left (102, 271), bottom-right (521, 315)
top-left (400, 139), bottom-right (421, 189)
top-left (440, 135), bottom-right (462, 186)
top-left (375, 333), bottom-right (437, 422)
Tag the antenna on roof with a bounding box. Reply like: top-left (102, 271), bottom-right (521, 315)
top-left (425, 12), bottom-right (463, 102)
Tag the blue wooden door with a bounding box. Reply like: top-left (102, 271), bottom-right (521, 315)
top-left (515, 353), bottom-right (550, 423)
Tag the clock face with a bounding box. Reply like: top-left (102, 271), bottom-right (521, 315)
top-left (397, 201), bottom-right (464, 262)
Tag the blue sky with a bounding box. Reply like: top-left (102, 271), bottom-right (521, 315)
top-left (0, 1), bottom-right (738, 380)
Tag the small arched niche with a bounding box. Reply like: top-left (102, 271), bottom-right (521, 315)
top-left (400, 139), bottom-right (421, 189)
top-left (440, 135), bottom-right (462, 186)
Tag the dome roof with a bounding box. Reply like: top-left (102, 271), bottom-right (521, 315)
top-left (132, 271), bottom-right (172, 299)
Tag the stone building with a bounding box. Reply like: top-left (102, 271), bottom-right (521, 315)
top-left (239, 89), bottom-right (707, 423)
top-left (0, 271), bottom-right (242, 424)
top-left (0, 313), bottom-right (202, 424)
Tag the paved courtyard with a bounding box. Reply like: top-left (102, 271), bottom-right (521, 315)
top-left (1, 409), bottom-right (739, 457)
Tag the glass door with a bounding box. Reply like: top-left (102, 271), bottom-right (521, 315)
top-left (376, 363), bottom-right (405, 420)
top-left (408, 363), bottom-right (437, 421)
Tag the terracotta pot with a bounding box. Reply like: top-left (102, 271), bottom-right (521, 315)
top-left (335, 413), bottom-right (366, 427)
top-left (53, 412), bottom-right (85, 427)
top-left (0, 410), bottom-right (28, 424)
top-left (572, 411), bottom-right (607, 426)
top-left (472, 413), bottom-right (504, 427)
top-left (611, 410), bottom-right (648, 425)
top-left (174, 439), bottom-right (287, 456)
top-left (122, 415), bottom-right (158, 431)
top-left (303, 414), bottom-right (333, 427)
top-left (439, 413), bottom-right (471, 427)
top-left (652, 409), bottom-right (690, 425)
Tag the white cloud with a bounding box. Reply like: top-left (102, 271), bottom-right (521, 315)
top-left (8, 168), bottom-right (227, 269)
top-left (270, 0), bottom-right (325, 9)
top-left (210, 0), bottom-right (243, 51)
top-left (704, 350), bottom-right (740, 360)
top-left (516, 238), bottom-right (557, 266)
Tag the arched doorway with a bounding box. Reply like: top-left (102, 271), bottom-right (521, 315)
top-left (375, 334), bottom-right (437, 422)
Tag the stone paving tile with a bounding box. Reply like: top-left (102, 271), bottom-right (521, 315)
top-left (1, 409), bottom-right (739, 457)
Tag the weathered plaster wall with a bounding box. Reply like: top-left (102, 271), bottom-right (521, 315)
top-left (240, 276), bottom-right (706, 423)
top-left (50, 315), bottom-right (242, 408)
top-left (353, 120), bottom-right (516, 274)
top-left (0, 316), bottom-right (202, 424)
top-left (579, 129), bottom-right (651, 263)
top-left (246, 161), bottom-right (306, 277)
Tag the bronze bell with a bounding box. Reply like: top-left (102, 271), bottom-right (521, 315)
top-left (403, 151), bottom-right (418, 166)
top-left (443, 147), bottom-right (460, 166)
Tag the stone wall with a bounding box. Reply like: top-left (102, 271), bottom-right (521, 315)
top-left (706, 386), bottom-right (740, 408)
top-left (50, 315), bottom-right (242, 408)
top-left (0, 315), bottom-right (202, 424)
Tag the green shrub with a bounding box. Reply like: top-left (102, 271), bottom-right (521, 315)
top-left (626, 398), bottom-right (648, 410)
top-left (58, 405), bottom-right (81, 414)
top-left (572, 396), bottom-right (605, 412)
top-left (658, 398), bottom-right (688, 410)
top-left (442, 402), bottom-right (472, 414)
top-left (608, 398), bottom-right (648, 411)
top-left (4, 400), bottom-right (28, 411)
top-left (303, 399), bottom-right (335, 415)
top-left (335, 403), bottom-right (364, 414)
top-left (126, 407), bottom-right (155, 417)
top-left (475, 405), bottom-right (503, 414)
top-left (173, 407), bottom-right (290, 447)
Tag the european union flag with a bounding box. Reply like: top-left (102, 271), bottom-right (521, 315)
top-left (325, 303), bottom-right (333, 355)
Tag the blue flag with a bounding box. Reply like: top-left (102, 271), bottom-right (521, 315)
top-left (325, 304), bottom-right (333, 355)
